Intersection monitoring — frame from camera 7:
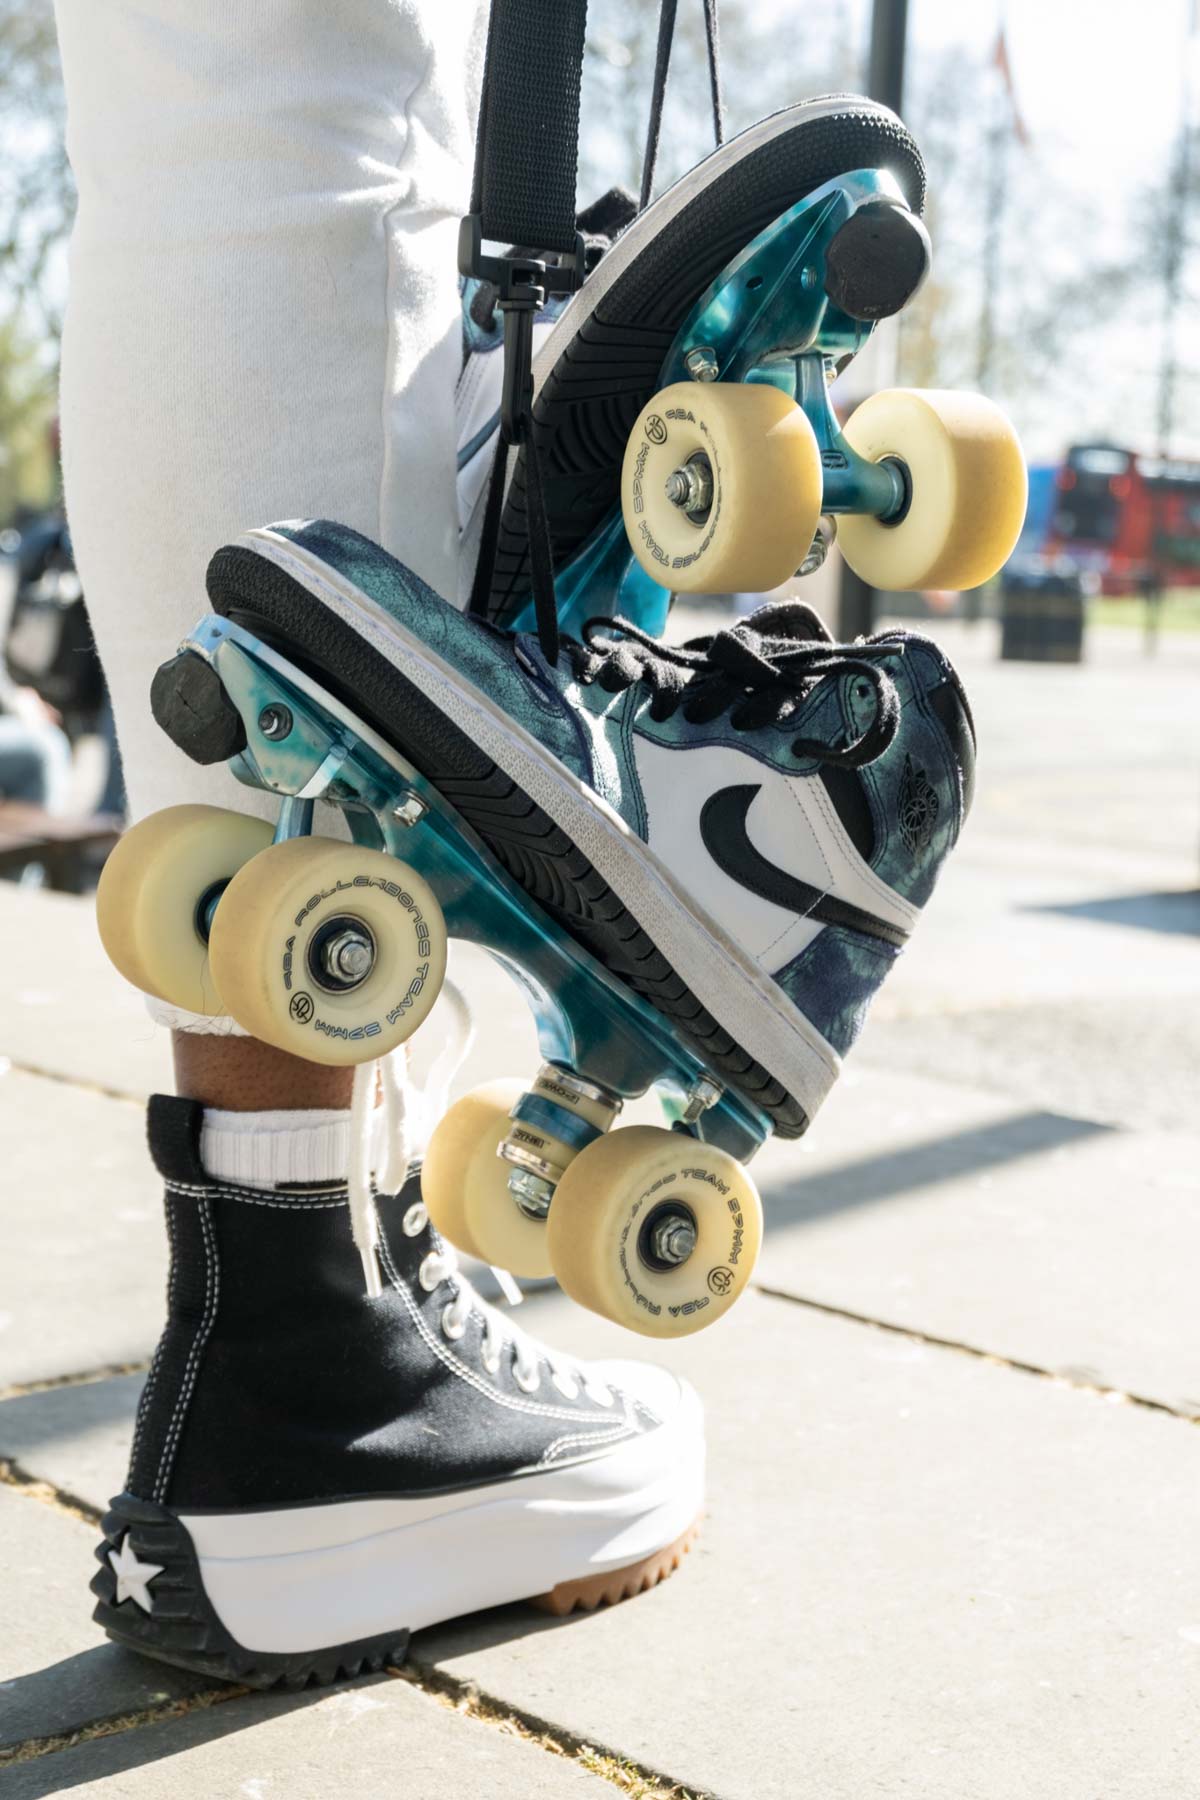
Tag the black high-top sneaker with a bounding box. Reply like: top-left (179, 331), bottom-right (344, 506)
top-left (92, 1097), bottom-right (703, 1690)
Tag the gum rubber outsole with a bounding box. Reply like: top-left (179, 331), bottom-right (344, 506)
top-left (92, 1493), bottom-right (698, 1689)
top-left (529, 1518), bottom-right (700, 1617)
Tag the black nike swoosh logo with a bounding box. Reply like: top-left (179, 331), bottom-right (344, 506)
top-left (699, 785), bottom-right (910, 949)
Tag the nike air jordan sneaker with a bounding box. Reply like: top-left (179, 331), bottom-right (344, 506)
top-left (100, 515), bottom-right (976, 1333)
top-left (92, 1096), bottom-right (703, 1688)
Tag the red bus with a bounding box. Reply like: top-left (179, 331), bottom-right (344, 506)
top-left (1044, 443), bottom-right (1200, 594)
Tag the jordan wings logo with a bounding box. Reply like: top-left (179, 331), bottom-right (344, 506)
top-left (698, 785), bottom-right (909, 949)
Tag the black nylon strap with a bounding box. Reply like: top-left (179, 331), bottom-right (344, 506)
top-left (470, 0), bottom-right (589, 254)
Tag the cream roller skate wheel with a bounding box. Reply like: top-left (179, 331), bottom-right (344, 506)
top-left (836, 387), bottom-right (1027, 591)
top-left (96, 803), bottom-right (274, 1015)
top-left (207, 836), bottom-right (446, 1065)
top-left (620, 380), bottom-right (823, 595)
top-left (547, 1125), bottom-right (762, 1338)
top-left (423, 1080), bottom-right (554, 1278)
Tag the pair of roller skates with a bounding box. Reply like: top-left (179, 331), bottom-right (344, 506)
top-left (98, 95), bottom-right (1023, 1342)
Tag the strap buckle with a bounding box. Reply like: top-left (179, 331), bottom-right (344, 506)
top-left (458, 216), bottom-right (585, 443)
top-left (457, 214), bottom-right (585, 303)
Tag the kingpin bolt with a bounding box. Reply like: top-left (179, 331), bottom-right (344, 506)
top-left (684, 346), bottom-right (719, 382)
top-left (258, 704), bottom-right (293, 742)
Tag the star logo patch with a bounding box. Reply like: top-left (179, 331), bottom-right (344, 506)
top-left (108, 1534), bottom-right (164, 1613)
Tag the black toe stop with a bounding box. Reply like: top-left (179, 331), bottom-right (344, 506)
top-left (150, 650), bottom-right (247, 766)
top-left (824, 201), bottom-right (932, 323)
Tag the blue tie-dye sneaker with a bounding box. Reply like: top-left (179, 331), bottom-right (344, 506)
top-left (103, 517), bottom-right (976, 1331)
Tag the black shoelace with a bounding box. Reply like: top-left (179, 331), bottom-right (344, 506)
top-left (469, 1), bottom-right (725, 666)
top-left (570, 613), bottom-right (904, 769)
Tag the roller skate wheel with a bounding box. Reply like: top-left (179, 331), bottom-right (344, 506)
top-left (620, 380), bottom-right (823, 595)
top-left (96, 804), bottom-right (274, 1014)
top-left (836, 388), bottom-right (1027, 591)
top-left (547, 1125), bottom-right (762, 1338)
top-left (207, 836), bottom-right (446, 1065)
top-left (422, 1080), bottom-right (554, 1279)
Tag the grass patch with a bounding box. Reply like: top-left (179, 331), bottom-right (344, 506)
top-left (1089, 588), bottom-right (1200, 632)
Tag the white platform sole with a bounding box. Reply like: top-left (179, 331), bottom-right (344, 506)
top-left (181, 1383), bottom-right (704, 1654)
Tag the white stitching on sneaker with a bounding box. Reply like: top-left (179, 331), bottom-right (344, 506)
top-left (376, 1234), bottom-right (613, 1423)
top-left (538, 1423), bottom-right (638, 1465)
top-left (154, 1197), bottom-right (219, 1503)
top-left (166, 1180), bottom-right (349, 1207)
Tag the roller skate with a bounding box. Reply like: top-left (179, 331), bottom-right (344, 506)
top-left (469, 92), bottom-right (1025, 641)
top-left (97, 510), bottom-right (986, 1340)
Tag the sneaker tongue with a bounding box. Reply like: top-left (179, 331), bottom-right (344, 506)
top-left (738, 599), bottom-right (834, 646)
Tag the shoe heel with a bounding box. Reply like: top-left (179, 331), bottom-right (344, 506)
top-left (92, 1492), bottom-right (410, 1691)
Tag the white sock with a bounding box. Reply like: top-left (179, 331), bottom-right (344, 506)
top-left (199, 1108), bottom-right (354, 1188)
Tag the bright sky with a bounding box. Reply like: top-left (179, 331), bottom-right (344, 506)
top-left (906, 0), bottom-right (1195, 207)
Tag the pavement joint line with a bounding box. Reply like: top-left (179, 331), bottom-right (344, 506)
top-left (0, 1358), bottom-right (151, 1405)
top-left (752, 1282), bottom-right (1199, 1424)
top-left (0, 1687), bottom-right (246, 1770)
top-left (0, 1455), bottom-right (104, 1528)
top-left (391, 1660), bottom-right (711, 1800)
top-left (0, 1056), bottom-right (145, 1108)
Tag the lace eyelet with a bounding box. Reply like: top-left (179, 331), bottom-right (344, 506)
top-left (513, 1361), bottom-right (542, 1394)
top-left (482, 1350), bottom-right (502, 1376)
top-left (441, 1303), bottom-right (467, 1342)
top-left (418, 1254), bottom-right (440, 1293)
top-left (585, 1383), bottom-right (615, 1408)
top-left (552, 1371), bottom-right (581, 1401)
top-left (402, 1203), bottom-right (428, 1238)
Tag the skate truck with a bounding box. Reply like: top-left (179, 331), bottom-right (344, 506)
top-left (97, 149), bottom-right (1024, 1341)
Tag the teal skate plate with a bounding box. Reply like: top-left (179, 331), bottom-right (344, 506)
top-left (187, 613), bottom-right (771, 1166)
top-left (512, 167), bottom-right (912, 640)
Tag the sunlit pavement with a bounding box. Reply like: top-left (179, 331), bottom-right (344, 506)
top-left (2, 616), bottom-right (1198, 1797)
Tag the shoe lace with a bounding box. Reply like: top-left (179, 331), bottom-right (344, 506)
top-left (571, 608), bottom-right (904, 769)
top-left (404, 1199), bottom-right (615, 1406)
top-left (345, 975), bottom-right (475, 1297)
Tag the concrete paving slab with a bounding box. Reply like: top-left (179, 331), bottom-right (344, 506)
top-left (0, 1073), bottom-right (163, 1389)
top-left (0, 885), bottom-right (171, 1100)
top-left (0, 1376), bottom-right (142, 1508)
top-left (751, 1065), bottom-right (1200, 1417)
top-left (416, 1288), bottom-right (1200, 1800)
top-left (0, 1484), bottom-right (213, 1756)
top-left (2, 1671), bottom-right (615, 1799)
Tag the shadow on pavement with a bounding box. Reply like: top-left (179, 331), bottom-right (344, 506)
top-left (1028, 889), bottom-right (1200, 937)
top-left (759, 1109), bottom-right (1112, 1228)
top-left (1, 1666), bottom-right (332, 1797)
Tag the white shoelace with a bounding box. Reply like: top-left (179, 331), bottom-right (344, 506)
top-left (402, 1198), bottom-right (613, 1404)
top-left (346, 976), bottom-right (474, 1296)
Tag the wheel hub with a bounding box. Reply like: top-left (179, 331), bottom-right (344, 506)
top-left (639, 1201), bottom-right (699, 1272)
top-left (308, 916), bottom-right (377, 992)
top-left (664, 453), bottom-right (714, 523)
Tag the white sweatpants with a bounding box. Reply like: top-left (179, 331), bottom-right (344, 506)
top-left (54, 0), bottom-right (487, 823)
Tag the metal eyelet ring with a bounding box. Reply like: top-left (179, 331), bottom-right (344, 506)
top-left (441, 1303), bottom-right (467, 1342)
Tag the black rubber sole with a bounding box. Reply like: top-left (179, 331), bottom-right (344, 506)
top-left (203, 544), bottom-right (808, 1137)
top-left (487, 100), bottom-right (925, 622)
top-left (92, 1493), bottom-right (411, 1692)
